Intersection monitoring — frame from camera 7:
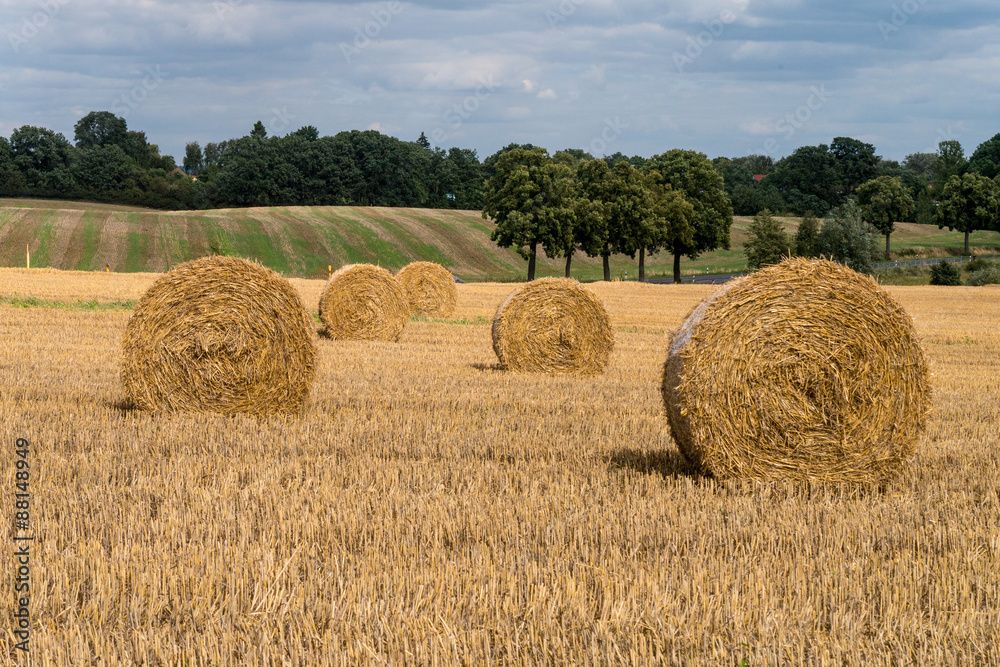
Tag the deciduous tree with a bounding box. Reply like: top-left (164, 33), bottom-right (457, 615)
top-left (74, 111), bottom-right (129, 150)
top-left (794, 212), bottom-right (820, 258)
top-left (856, 176), bottom-right (915, 257)
top-left (183, 142), bottom-right (204, 175)
top-left (817, 200), bottom-right (880, 274)
top-left (644, 149), bottom-right (733, 283)
top-left (646, 178), bottom-right (695, 280)
top-left (574, 159), bottom-right (613, 280)
top-left (969, 133), bottom-right (1000, 179)
top-left (830, 136), bottom-right (879, 194)
top-left (743, 210), bottom-right (790, 270)
top-left (934, 140), bottom-right (967, 193)
top-left (483, 148), bottom-right (575, 281)
top-left (935, 172), bottom-right (1000, 254)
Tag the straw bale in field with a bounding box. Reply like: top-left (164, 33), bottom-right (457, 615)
top-left (121, 256), bottom-right (317, 416)
top-left (396, 261), bottom-right (458, 318)
top-left (319, 264), bottom-right (408, 341)
top-left (662, 257), bottom-right (930, 483)
top-left (492, 278), bottom-right (614, 374)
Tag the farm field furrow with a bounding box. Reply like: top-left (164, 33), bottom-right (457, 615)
top-left (0, 269), bottom-right (998, 665)
top-left (5, 199), bottom-right (1000, 282)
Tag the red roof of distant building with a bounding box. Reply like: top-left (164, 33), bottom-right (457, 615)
top-left (753, 174), bottom-right (766, 182)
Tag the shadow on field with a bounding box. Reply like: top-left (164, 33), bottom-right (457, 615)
top-left (471, 362), bottom-right (504, 372)
top-left (607, 447), bottom-right (704, 480)
top-left (105, 398), bottom-right (141, 415)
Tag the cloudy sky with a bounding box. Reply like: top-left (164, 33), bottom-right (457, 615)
top-left (2, 0), bottom-right (999, 164)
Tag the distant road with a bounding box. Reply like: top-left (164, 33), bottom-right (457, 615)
top-left (644, 255), bottom-right (997, 285)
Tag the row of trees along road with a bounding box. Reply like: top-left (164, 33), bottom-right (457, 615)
top-left (483, 147), bottom-right (732, 282)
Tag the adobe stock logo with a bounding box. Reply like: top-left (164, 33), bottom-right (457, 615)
top-left (340, 2), bottom-right (404, 63)
top-left (878, 0), bottom-right (930, 40)
top-left (582, 118), bottom-right (627, 156)
top-left (672, 0), bottom-right (750, 72)
top-left (110, 66), bottom-right (168, 119)
top-left (429, 75), bottom-right (500, 145)
top-left (545, 0), bottom-right (586, 28)
top-left (762, 85), bottom-right (834, 156)
top-left (7, 0), bottom-right (70, 54)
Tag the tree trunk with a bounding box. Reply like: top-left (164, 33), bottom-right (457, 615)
top-left (885, 232), bottom-right (891, 259)
top-left (673, 251), bottom-right (682, 284)
top-left (603, 251), bottom-right (611, 282)
top-left (527, 242), bottom-right (537, 281)
top-left (639, 247), bottom-right (646, 282)
top-left (564, 251), bottom-right (572, 278)
top-left (964, 229), bottom-right (970, 255)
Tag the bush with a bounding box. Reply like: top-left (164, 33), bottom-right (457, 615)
top-left (817, 200), bottom-right (880, 274)
top-left (929, 260), bottom-right (961, 286)
top-left (965, 266), bottom-right (1000, 286)
top-left (794, 212), bottom-right (819, 258)
top-left (963, 258), bottom-right (995, 273)
top-left (744, 210), bottom-right (791, 270)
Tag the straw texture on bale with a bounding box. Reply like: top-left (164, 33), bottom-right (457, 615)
top-left (319, 264), bottom-right (408, 341)
top-left (492, 278), bottom-right (614, 374)
top-left (120, 256), bottom-right (317, 416)
top-left (662, 257), bottom-right (931, 483)
top-left (396, 261), bottom-right (458, 318)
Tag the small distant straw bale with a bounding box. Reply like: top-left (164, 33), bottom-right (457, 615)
top-left (492, 278), bottom-right (614, 374)
top-left (396, 261), bottom-right (458, 318)
top-left (662, 257), bottom-right (931, 483)
top-left (319, 264), bottom-right (408, 341)
top-left (120, 256), bottom-right (317, 416)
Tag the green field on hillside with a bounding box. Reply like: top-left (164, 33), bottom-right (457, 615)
top-left (2, 198), bottom-right (999, 281)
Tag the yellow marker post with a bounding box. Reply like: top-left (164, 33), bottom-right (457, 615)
top-left (328, 264), bottom-right (332, 278)
top-left (26, 244), bottom-right (30, 269)
top-left (106, 264), bottom-right (110, 272)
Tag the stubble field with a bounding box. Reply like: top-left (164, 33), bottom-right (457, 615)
top-left (1, 268), bottom-right (998, 665)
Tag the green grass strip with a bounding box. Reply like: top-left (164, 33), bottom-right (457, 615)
top-left (0, 295), bottom-right (137, 311)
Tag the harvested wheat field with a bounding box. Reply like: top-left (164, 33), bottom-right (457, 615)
top-left (0, 267), bottom-right (998, 666)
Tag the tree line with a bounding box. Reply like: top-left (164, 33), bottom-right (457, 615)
top-left (483, 147), bottom-right (732, 283)
top-left (0, 112), bottom-right (487, 211)
top-left (2, 110), bottom-right (998, 269)
top-left (484, 141), bottom-right (1000, 282)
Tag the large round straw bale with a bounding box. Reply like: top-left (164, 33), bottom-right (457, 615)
top-left (120, 256), bottom-right (317, 416)
top-left (492, 278), bottom-right (614, 374)
top-left (663, 257), bottom-right (930, 483)
top-left (396, 261), bottom-right (458, 318)
top-left (319, 264), bottom-right (408, 341)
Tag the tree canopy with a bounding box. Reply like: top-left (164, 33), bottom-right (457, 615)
top-left (935, 172), bottom-right (1000, 254)
top-left (817, 200), bottom-right (880, 274)
top-left (483, 147), bottom-right (576, 281)
top-left (969, 133), bottom-right (1000, 179)
top-left (744, 210), bottom-right (790, 270)
top-left (856, 175), bottom-right (915, 257)
top-left (644, 149), bottom-right (733, 282)
top-left (74, 111), bottom-right (130, 150)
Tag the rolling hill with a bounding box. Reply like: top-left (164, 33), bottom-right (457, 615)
top-left (2, 198), bottom-right (999, 281)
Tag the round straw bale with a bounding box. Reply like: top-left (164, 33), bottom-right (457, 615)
top-left (492, 278), bottom-right (614, 374)
top-left (319, 264), bottom-right (408, 341)
top-left (662, 257), bottom-right (930, 483)
top-left (396, 261), bottom-right (458, 318)
top-left (120, 256), bottom-right (317, 416)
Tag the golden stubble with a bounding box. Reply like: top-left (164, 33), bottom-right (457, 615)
top-left (0, 268), bottom-right (998, 666)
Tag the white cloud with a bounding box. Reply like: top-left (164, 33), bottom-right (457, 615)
top-left (0, 0), bottom-right (998, 162)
